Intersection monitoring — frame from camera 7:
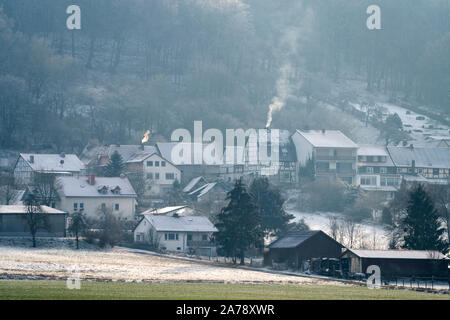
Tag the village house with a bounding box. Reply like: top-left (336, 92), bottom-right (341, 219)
top-left (125, 151), bottom-right (181, 196)
top-left (264, 230), bottom-right (345, 270)
top-left (341, 249), bottom-right (449, 277)
top-left (55, 175), bottom-right (137, 220)
top-left (387, 146), bottom-right (450, 180)
top-left (134, 213), bottom-right (218, 256)
top-left (80, 144), bottom-right (158, 172)
top-left (292, 130), bottom-right (358, 184)
top-left (242, 129), bottom-right (298, 185)
top-left (356, 145), bottom-right (401, 201)
top-left (0, 205), bottom-right (67, 237)
top-left (13, 153), bottom-right (85, 185)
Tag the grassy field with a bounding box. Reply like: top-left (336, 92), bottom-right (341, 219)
top-left (0, 280), bottom-right (449, 300)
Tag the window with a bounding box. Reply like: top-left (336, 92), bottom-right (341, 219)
top-left (360, 176), bottom-right (377, 186)
top-left (167, 233), bottom-right (178, 240)
top-left (146, 161), bottom-right (153, 167)
top-left (187, 234), bottom-right (192, 241)
top-left (73, 203), bottom-right (78, 211)
top-left (114, 204), bottom-right (120, 211)
top-left (166, 173), bottom-right (175, 180)
top-left (79, 203), bottom-right (84, 211)
top-left (380, 167), bottom-right (387, 174)
top-left (366, 167), bottom-right (374, 174)
top-left (101, 203), bottom-right (106, 210)
top-left (202, 234), bottom-right (208, 241)
top-left (381, 177), bottom-right (400, 187)
top-left (147, 173), bottom-right (153, 179)
top-left (155, 161), bottom-right (160, 167)
top-left (316, 162), bottom-right (329, 172)
top-left (161, 161), bottom-right (166, 167)
top-left (155, 173), bottom-right (160, 180)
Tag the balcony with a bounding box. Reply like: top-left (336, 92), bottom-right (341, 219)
top-left (315, 155), bottom-right (356, 161)
top-left (187, 240), bottom-right (215, 248)
top-left (316, 169), bottom-right (356, 175)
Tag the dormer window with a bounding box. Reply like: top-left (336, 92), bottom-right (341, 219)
top-left (111, 186), bottom-right (121, 194)
top-left (97, 185), bottom-right (109, 194)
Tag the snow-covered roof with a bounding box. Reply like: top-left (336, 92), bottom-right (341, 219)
top-left (81, 144), bottom-right (158, 165)
top-left (387, 146), bottom-right (450, 168)
top-left (56, 176), bottom-right (137, 198)
top-left (19, 153), bottom-right (84, 173)
top-left (0, 205), bottom-right (66, 214)
top-left (189, 183), bottom-right (217, 198)
top-left (268, 231), bottom-right (323, 249)
top-left (183, 176), bottom-right (206, 193)
top-left (358, 145), bottom-right (389, 157)
top-left (140, 206), bottom-right (190, 216)
top-left (142, 215), bottom-right (218, 232)
top-left (295, 130), bottom-right (358, 149)
top-left (402, 175), bottom-right (449, 185)
top-left (346, 249), bottom-right (447, 260)
top-left (126, 151), bottom-right (159, 163)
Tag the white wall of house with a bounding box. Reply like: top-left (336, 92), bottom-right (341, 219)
top-left (142, 154), bottom-right (181, 196)
top-left (291, 132), bottom-right (314, 166)
top-left (57, 196), bottom-right (136, 220)
top-left (134, 219), bottom-right (215, 253)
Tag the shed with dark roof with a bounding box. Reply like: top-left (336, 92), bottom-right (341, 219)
top-left (265, 230), bottom-right (344, 269)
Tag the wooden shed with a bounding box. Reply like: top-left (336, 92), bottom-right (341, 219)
top-left (341, 249), bottom-right (449, 277)
top-left (265, 230), bottom-right (344, 270)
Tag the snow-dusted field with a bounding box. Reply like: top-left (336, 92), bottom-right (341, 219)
top-left (0, 245), bottom-right (345, 286)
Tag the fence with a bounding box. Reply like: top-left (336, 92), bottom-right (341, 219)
top-left (382, 276), bottom-right (450, 291)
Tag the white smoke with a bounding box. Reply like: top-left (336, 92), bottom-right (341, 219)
top-left (265, 5), bottom-right (313, 128)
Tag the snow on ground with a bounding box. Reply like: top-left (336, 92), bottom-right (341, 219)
top-left (287, 209), bottom-right (389, 249)
top-left (350, 101), bottom-right (450, 144)
top-left (0, 244), bottom-right (346, 286)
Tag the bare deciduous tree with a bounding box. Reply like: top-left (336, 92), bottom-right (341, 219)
top-left (24, 194), bottom-right (50, 248)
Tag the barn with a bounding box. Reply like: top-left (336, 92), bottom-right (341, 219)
top-left (265, 230), bottom-right (344, 270)
top-left (341, 249), bottom-right (449, 277)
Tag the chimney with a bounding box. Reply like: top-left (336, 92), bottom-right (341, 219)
top-left (88, 174), bottom-right (96, 185)
top-left (409, 144), bottom-right (414, 150)
top-left (29, 155), bottom-right (34, 163)
top-left (322, 129), bottom-right (326, 134)
top-left (411, 160), bottom-right (416, 174)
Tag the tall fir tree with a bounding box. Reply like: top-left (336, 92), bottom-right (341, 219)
top-left (249, 177), bottom-right (293, 238)
top-left (215, 179), bottom-right (262, 264)
top-left (104, 151), bottom-right (125, 177)
top-left (401, 184), bottom-right (447, 253)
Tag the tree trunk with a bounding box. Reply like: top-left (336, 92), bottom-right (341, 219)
top-left (239, 250), bottom-right (245, 265)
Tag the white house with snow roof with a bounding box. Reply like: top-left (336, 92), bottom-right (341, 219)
top-left (55, 175), bottom-right (137, 220)
top-left (125, 151), bottom-right (181, 196)
top-left (13, 153), bottom-right (85, 185)
top-left (134, 214), bottom-right (217, 256)
top-left (292, 130), bottom-right (358, 184)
